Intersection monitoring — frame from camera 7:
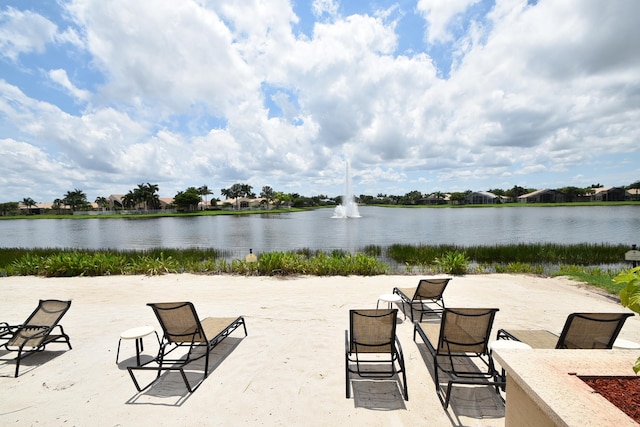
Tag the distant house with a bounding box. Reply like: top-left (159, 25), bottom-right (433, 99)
top-left (107, 194), bottom-right (173, 211)
top-left (590, 187), bottom-right (626, 202)
top-left (425, 193), bottom-right (450, 205)
top-left (518, 189), bottom-right (566, 203)
top-left (464, 191), bottom-right (504, 205)
top-left (222, 197), bottom-right (267, 210)
top-left (627, 188), bottom-right (640, 201)
top-left (108, 194), bottom-right (124, 209)
top-left (158, 197), bottom-right (174, 209)
top-left (197, 199), bottom-right (217, 210)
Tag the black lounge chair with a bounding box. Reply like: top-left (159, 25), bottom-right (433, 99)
top-left (496, 312), bottom-right (634, 349)
top-left (345, 308), bottom-right (408, 401)
top-left (414, 307), bottom-right (501, 408)
top-left (128, 302), bottom-right (247, 393)
top-left (393, 277), bottom-right (451, 322)
top-left (1, 299), bottom-right (72, 377)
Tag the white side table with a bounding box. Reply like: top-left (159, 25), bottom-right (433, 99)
top-left (613, 338), bottom-right (640, 349)
top-left (377, 293), bottom-right (406, 320)
top-left (116, 325), bottom-right (159, 366)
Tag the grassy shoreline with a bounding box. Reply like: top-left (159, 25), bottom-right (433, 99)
top-left (1, 244), bottom-right (634, 296)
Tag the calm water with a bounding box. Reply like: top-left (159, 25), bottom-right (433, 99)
top-left (0, 206), bottom-right (638, 258)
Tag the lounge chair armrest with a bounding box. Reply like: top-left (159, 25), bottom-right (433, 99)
top-left (496, 329), bottom-right (518, 341)
top-left (413, 322), bottom-right (438, 356)
top-left (392, 287), bottom-right (403, 297)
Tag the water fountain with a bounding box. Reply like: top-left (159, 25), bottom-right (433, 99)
top-left (333, 162), bottom-right (361, 218)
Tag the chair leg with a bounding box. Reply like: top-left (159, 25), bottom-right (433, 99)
top-left (345, 353), bottom-right (351, 398)
top-left (398, 355), bottom-right (408, 400)
top-left (116, 338), bottom-right (122, 363)
top-left (203, 347), bottom-right (210, 379)
top-left (14, 348), bottom-right (24, 377)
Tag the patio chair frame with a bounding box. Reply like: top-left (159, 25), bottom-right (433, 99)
top-left (414, 307), bottom-right (502, 408)
top-left (393, 277), bottom-right (451, 322)
top-left (496, 312), bottom-right (634, 349)
top-left (128, 302), bottom-right (247, 393)
top-left (345, 308), bottom-right (408, 400)
top-left (1, 299), bottom-right (72, 377)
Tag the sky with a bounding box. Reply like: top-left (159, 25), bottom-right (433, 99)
top-left (1, 0), bottom-right (639, 203)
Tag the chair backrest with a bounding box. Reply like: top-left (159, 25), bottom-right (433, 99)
top-left (437, 308), bottom-right (499, 354)
top-left (557, 312), bottom-right (634, 349)
top-left (413, 278), bottom-right (451, 300)
top-left (9, 299), bottom-right (72, 347)
top-left (148, 302), bottom-right (207, 343)
top-left (349, 309), bottom-right (397, 354)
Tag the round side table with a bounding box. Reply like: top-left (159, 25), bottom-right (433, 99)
top-left (377, 293), bottom-right (406, 320)
top-left (613, 338), bottom-right (640, 349)
top-left (116, 325), bottom-right (159, 366)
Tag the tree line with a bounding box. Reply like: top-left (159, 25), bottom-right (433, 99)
top-left (3, 180), bottom-right (640, 216)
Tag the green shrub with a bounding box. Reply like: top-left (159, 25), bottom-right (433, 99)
top-left (435, 251), bottom-right (469, 275)
top-left (614, 267), bottom-right (640, 373)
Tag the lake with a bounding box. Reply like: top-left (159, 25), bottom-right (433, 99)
top-left (1, 206), bottom-right (638, 259)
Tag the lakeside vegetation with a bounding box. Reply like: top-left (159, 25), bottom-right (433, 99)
top-left (1, 243), bottom-right (634, 296)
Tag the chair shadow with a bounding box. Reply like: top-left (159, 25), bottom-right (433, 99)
top-left (414, 342), bottom-right (504, 425)
top-left (0, 349), bottom-right (67, 378)
top-left (125, 336), bottom-right (244, 406)
top-left (347, 362), bottom-right (407, 410)
top-left (351, 380), bottom-right (407, 410)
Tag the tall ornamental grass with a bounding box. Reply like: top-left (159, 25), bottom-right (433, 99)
top-left (387, 243), bottom-right (629, 265)
top-left (3, 248), bottom-right (387, 277)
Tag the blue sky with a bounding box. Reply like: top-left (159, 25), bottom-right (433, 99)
top-left (1, 0), bottom-right (639, 203)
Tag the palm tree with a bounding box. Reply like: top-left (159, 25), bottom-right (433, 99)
top-left (62, 189), bottom-right (88, 212)
top-left (122, 191), bottom-right (136, 209)
top-left (138, 183), bottom-right (160, 210)
top-left (52, 198), bottom-right (64, 214)
top-left (260, 186), bottom-right (274, 209)
top-left (198, 185), bottom-right (213, 210)
top-left (21, 197), bottom-right (37, 214)
top-left (128, 183), bottom-right (160, 211)
top-left (221, 183), bottom-right (247, 210)
top-left (95, 196), bottom-right (109, 212)
top-left (143, 183), bottom-right (160, 210)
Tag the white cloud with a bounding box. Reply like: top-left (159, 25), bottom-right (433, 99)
top-left (416, 0), bottom-right (481, 43)
top-left (0, 0), bottom-right (639, 202)
top-left (48, 69), bottom-right (91, 102)
top-left (0, 8), bottom-right (57, 60)
top-left (312, 0), bottom-right (339, 19)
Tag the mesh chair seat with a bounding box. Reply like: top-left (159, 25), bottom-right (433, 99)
top-left (1, 299), bottom-right (72, 377)
top-left (414, 307), bottom-right (501, 408)
top-left (393, 277), bottom-right (451, 322)
top-left (128, 302), bottom-right (247, 393)
top-left (497, 312), bottom-right (634, 349)
top-left (345, 309), bottom-right (408, 400)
